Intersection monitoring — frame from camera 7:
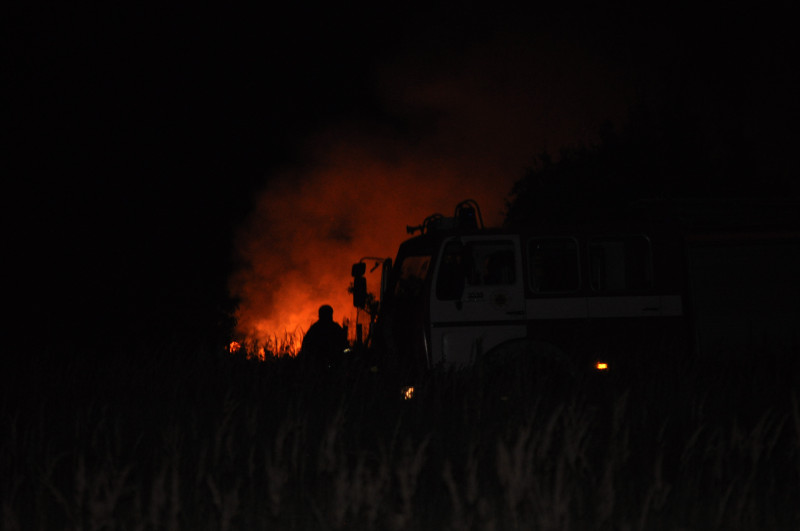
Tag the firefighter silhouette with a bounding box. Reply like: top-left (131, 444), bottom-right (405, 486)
top-left (300, 304), bottom-right (347, 368)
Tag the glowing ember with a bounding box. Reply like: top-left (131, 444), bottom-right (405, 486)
top-left (229, 341), bottom-right (242, 353)
top-left (595, 361), bottom-right (609, 371)
top-left (250, 346), bottom-right (267, 361)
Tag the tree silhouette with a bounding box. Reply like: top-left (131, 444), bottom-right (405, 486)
top-left (504, 101), bottom-right (798, 229)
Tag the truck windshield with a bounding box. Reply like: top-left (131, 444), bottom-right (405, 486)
top-left (394, 255), bottom-right (431, 301)
top-left (436, 240), bottom-right (516, 300)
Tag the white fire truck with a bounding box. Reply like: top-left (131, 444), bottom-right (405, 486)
top-left (352, 199), bottom-right (800, 377)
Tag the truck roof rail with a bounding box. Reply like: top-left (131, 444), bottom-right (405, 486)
top-left (406, 199), bottom-right (485, 235)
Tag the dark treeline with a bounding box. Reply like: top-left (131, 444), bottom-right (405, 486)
top-left (505, 100), bottom-right (800, 230)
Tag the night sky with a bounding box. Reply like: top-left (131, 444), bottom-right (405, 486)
top-left (8, 2), bottom-right (799, 356)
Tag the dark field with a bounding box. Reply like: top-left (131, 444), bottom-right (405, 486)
top-left (3, 342), bottom-right (799, 530)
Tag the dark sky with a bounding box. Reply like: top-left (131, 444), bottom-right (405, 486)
top-left (8, 2), bottom-right (798, 353)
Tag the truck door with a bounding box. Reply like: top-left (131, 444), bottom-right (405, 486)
top-left (429, 236), bottom-right (526, 366)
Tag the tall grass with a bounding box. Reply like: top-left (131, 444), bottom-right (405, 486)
top-left (231, 330), bottom-right (303, 360)
top-left (2, 341), bottom-right (799, 530)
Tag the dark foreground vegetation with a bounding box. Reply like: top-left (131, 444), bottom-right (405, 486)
top-left (3, 342), bottom-right (799, 531)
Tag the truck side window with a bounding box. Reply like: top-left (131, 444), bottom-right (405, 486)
top-left (528, 238), bottom-right (580, 293)
top-left (470, 242), bottom-right (516, 286)
top-left (589, 236), bottom-right (653, 291)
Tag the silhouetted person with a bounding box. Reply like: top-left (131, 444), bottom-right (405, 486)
top-left (300, 305), bottom-right (347, 369)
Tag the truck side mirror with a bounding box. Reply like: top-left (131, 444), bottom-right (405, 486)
top-left (353, 277), bottom-right (367, 308)
top-left (352, 262), bottom-right (367, 308)
top-left (352, 262), bottom-right (366, 277)
top-left (380, 258), bottom-right (392, 302)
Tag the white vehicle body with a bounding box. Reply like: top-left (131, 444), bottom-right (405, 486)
top-left (356, 200), bottom-right (799, 375)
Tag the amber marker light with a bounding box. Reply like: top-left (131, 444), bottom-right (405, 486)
top-left (595, 361), bottom-right (609, 371)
